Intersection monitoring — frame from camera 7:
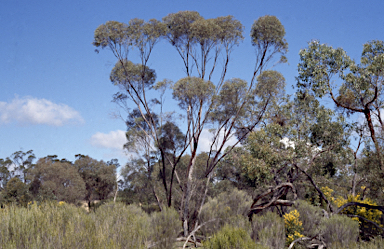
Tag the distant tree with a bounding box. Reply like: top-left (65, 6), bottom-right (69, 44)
top-left (29, 157), bottom-right (86, 203)
top-left (2, 177), bottom-right (31, 206)
top-left (74, 155), bottom-right (117, 206)
top-left (0, 158), bottom-right (12, 190)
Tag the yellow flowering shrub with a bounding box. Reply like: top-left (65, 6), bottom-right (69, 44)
top-left (334, 194), bottom-right (382, 226)
top-left (321, 186), bottom-right (383, 239)
top-left (283, 209), bottom-right (304, 246)
top-left (321, 186), bottom-right (335, 203)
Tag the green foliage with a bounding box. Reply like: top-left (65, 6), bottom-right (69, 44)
top-left (75, 155), bottom-right (116, 203)
top-left (251, 15), bottom-right (287, 49)
top-left (29, 158), bottom-right (86, 203)
top-left (110, 59), bottom-right (156, 91)
top-left (172, 76), bottom-right (215, 110)
top-left (2, 177), bottom-right (31, 206)
top-left (250, 15), bottom-right (288, 66)
top-left (203, 225), bottom-right (267, 249)
top-left (251, 212), bottom-right (285, 249)
top-left (163, 11), bottom-right (202, 46)
top-left (330, 237), bottom-right (384, 249)
top-left (255, 70), bottom-right (285, 100)
top-left (320, 214), bottom-right (359, 247)
top-left (212, 78), bottom-right (249, 122)
top-left (149, 207), bottom-right (180, 249)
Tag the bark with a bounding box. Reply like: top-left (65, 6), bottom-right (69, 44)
top-left (364, 109), bottom-right (384, 171)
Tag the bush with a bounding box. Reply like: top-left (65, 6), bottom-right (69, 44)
top-left (149, 207), bottom-right (180, 249)
top-left (203, 225), bottom-right (268, 249)
top-left (294, 199), bottom-right (324, 237)
top-left (199, 188), bottom-right (252, 236)
top-left (330, 236), bottom-right (384, 249)
top-left (251, 212), bottom-right (285, 249)
top-left (320, 214), bottom-right (359, 247)
top-left (283, 209), bottom-right (305, 246)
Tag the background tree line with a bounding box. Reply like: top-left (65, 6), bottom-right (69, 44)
top-left (0, 151), bottom-right (118, 207)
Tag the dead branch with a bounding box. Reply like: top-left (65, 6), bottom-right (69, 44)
top-left (248, 182), bottom-right (297, 218)
top-left (294, 163), bottom-right (334, 213)
top-left (182, 218), bottom-right (218, 249)
top-left (336, 202), bottom-right (384, 214)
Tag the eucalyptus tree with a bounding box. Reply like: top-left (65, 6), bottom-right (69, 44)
top-left (74, 155), bottom-right (117, 206)
top-left (93, 12), bottom-right (288, 236)
top-left (0, 158), bottom-right (12, 190)
top-left (219, 91), bottom-right (351, 217)
top-left (29, 157), bottom-right (86, 203)
top-left (297, 40), bottom-right (384, 170)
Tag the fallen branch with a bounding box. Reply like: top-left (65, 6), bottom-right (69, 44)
top-left (182, 218), bottom-right (217, 249)
top-left (288, 237), bottom-right (311, 249)
top-left (248, 182), bottom-right (296, 218)
top-left (336, 202), bottom-right (384, 214)
top-left (288, 234), bottom-right (326, 249)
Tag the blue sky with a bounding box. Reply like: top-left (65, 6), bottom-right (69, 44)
top-left (1, 0), bottom-right (383, 165)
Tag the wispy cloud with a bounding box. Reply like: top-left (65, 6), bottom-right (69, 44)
top-left (90, 130), bottom-right (127, 160)
top-left (0, 96), bottom-right (84, 126)
top-left (90, 130), bottom-right (127, 150)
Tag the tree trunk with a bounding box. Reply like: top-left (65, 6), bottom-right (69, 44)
top-left (364, 109), bottom-right (384, 171)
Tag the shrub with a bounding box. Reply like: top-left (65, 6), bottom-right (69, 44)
top-left (203, 225), bottom-right (268, 249)
top-left (149, 207), bottom-right (180, 249)
top-left (322, 186), bottom-right (383, 239)
top-left (330, 236), bottom-right (384, 249)
top-left (294, 199), bottom-right (324, 237)
top-left (320, 214), bottom-right (359, 247)
top-left (283, 209), bottom-right (304, 246)
top-left (199, 188), bottom-right (252, 236)
top-left (251, 212), bottom-right (285, 249)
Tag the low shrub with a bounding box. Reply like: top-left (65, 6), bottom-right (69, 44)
top-left (199, 188), bottom-right (252, 236)
top-left (294, 199), bottom-right (324, 237)
top-left (320, 214), bottom-right (359, 247)
top-left (251, 212), bottom-right (285, 249)
top-left (149, 207), bottom-right (180, 249)
top-left (330, 236), bottom-right (384, 249)
top-left (203, 224), bottom-right (268, 249)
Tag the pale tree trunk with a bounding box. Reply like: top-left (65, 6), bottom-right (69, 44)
top-left (183, 139), bottom-right (197, 237)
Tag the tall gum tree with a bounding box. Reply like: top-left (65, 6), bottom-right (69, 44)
top-left (93, 12), bottom-right (288, 237)
top-left (297, 40), bottom-right (384, 171)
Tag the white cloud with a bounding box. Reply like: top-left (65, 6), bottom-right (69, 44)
top-left (0, 96), bottom-right (84, 126)
top-left (198, 129), bottom-right (238, 153)
top-left (90, 130), bottom-right (128, 161)
top-left (90, 130), bottom-right (127, 150)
